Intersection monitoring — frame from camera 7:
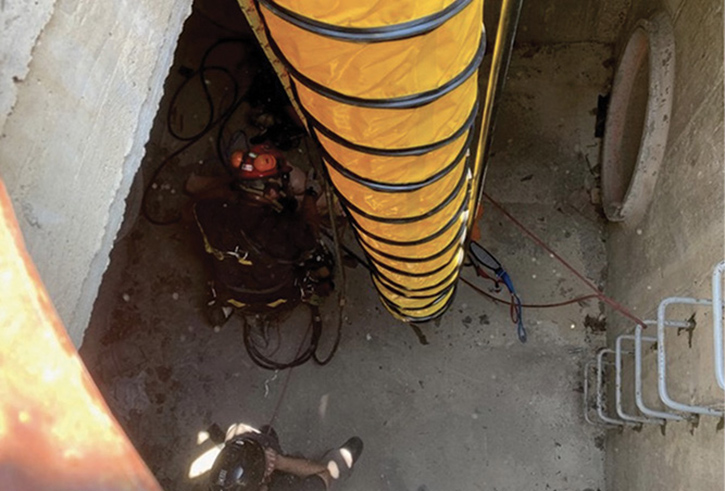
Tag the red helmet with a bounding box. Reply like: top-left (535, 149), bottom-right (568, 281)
top-left (232, 144), bottom-right (288, 180)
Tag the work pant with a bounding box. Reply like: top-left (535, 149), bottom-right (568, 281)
top-left (268, 472), bottom-right (326, 491)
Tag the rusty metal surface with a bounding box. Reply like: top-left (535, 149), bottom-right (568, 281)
top-left (0, 180), bottom-right (162, 491)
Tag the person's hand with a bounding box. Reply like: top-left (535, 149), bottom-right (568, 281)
top-left (264, 447), bottom-right (277, 479)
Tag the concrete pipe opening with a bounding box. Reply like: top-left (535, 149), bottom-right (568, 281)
top-left (601, 12), bottom-right (675, 222)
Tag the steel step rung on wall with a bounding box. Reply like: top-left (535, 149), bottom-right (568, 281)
top-left (584, 260), bottom-right (725, 427)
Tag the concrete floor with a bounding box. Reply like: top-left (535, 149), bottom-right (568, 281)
top-left (80, 5), bottom-right (614, 490)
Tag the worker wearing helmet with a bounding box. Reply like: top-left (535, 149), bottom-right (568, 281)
top-left (208, 423), bottom-right (363, 491)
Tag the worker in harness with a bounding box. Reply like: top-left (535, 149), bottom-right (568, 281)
top-left (193, 141), bottom-right (334, 327)
top-left (191, 139), bottom-right (337, 369)
top-left (207, 423), bottom-right (363, 491)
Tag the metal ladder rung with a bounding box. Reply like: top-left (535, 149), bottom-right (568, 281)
top-left (657, 297), bottom-right (723, 417)
top-left (595, 350), bottom-right (638, 426)
top-left (615, 334), bottom-right (664, 425)
top-left (584, 260), bottom-right (725, 427)
top-left (712, 262), bottom-right (725, 390)
top-left (583, 362), bottom-right (613, 427)
top-left (633, 324), bottom-right (684, 421)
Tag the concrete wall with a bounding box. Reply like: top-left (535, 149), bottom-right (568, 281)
top-left (485, 0), bottom-right (724, 487)
top-left (485, 0), bottom-right (632, 45)
top-left (605, 0), bottom-right (724, 489)
top-left (0, 0), bottom-right (193, 345)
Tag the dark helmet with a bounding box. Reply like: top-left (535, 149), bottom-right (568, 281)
top-left (208, 437), bottom-right (266, 491)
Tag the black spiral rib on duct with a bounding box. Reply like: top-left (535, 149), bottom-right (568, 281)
top-left (256, 0), bottom-right (486, 321)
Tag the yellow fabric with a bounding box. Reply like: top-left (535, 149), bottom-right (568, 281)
top-left (261, 1), bottom-right (481, 99)
top-left (298, 76), bottom-right (477, 148)
top-left (381, 286), bottom-right (456, 320)
top-left (317, 131), bottom-right (470, 185)
top-left (348, 173), bottom-right (469, 243)
top-left (260, 0), bottom-right (484, 320)
top-left (363, 240), bottom-right (460, 276)
top-left (326, 157), bottom-right (466, 219)
top-left (374, 275), bottom-right (455, 310)
top-left (356, 215), bottom-right (468, 269)
top-left (273, 0), bottom-right (460, 28)
top-left (374, 248), bottom-right (463, 291)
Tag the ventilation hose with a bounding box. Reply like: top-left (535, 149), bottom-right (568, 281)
top-left (256, 0), bottom-right (486, 322)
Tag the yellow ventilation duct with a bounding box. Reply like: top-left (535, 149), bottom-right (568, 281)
top-left (256, 0), bottom-right (485, 321)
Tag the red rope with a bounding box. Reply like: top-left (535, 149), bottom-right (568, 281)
top-left (482, 192), bottom-right (647, 329)
top-left (460, 276), bottom-right (599, 308)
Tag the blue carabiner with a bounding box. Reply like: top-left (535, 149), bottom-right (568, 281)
top-left (469, 242), bottom-right (528, 343)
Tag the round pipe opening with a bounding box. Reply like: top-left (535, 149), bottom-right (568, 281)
top-left (601, 12), bottom-right (675, 222)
